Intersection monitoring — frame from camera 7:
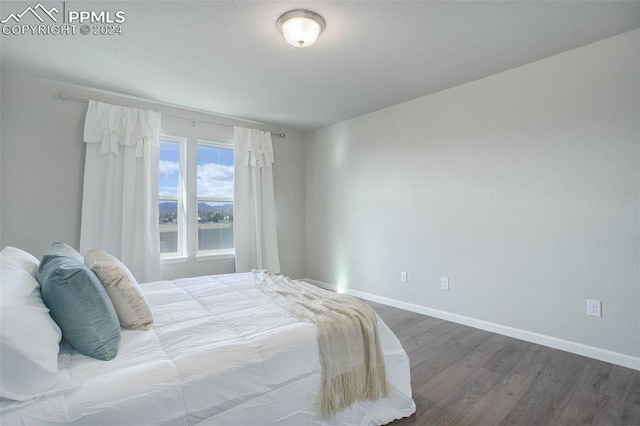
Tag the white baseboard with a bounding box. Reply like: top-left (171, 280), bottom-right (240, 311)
top-left (302, 278), bottom-right (640, 371)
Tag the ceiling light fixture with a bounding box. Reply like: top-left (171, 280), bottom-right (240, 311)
top-left (276, 9), bottom-right (325, 48)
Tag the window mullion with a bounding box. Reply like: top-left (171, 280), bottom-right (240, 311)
top-left (185, 137), bottom-right (198, 258)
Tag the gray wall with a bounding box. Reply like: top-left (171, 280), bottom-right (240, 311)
top-left (304, 30), bottom-right (640, 358)
top-left (0, 72), bottom-right (305, 279)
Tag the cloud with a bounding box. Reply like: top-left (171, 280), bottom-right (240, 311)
top-left (197, 163), bottom-right (234, 198)
top-left (159, 160), bottom-right (179, 176)
top-left (158, 161), bottom-right (233, 198)
top-left (198, 163), bottom-right (233, 180)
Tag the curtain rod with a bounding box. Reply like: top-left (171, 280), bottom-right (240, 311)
top-left (58, 93), bottom-right (286, 138)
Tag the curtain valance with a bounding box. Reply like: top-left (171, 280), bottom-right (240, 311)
top-left (233, 127), bottom-right (275, 168)
top-left (84, 100), bottom-right (161, 158)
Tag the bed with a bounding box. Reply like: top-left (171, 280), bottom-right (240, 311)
top-left (0, 247), bottom-right (415, 425)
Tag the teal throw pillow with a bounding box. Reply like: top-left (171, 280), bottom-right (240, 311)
top-left (38, 255), bottom-right (121, 361)
top-left (45, 241), bottom-right (84, 263)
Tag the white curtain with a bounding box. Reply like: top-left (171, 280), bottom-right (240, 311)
top-left (233, 126), bottom-right (281, 273)
top-left (80, 100), bottom-right (161, 282)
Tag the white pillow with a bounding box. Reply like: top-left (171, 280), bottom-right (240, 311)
top-left (0, 257), bottom-right (74, 401)
top-left (0, 246), bottom-right (39, 279)
top-left (84, 249), bottom-right (154, 330)
top-left (0, 324), bottom-right (79, 401)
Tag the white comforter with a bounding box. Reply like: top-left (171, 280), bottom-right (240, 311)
top-left (1, 273), bottom-right (415, 425)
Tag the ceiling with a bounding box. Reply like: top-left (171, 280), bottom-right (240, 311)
top-left (1, 1), bottom-right (639, 132)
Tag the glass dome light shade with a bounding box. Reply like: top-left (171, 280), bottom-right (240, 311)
top-left (277, 10), bottom-right (326, 48)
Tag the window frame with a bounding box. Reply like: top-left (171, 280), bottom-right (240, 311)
top-left (158, 135), bottom-right (235, 261)
top-left (195, 139), bottom-right (235, 257)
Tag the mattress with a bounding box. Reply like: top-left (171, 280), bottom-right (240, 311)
top-left (0, 272), bottom-right (415, 425)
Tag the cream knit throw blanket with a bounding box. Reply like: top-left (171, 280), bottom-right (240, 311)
top-left (253, 270), bottom-right (388, 418)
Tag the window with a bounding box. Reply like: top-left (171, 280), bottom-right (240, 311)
top-left (197, 142), bottom-right (234, 253)
top-left (158, 138), bottom-right (184, 256)
top-left (158, 136), bottom-right (234, 258)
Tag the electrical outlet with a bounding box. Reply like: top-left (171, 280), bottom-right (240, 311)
top-left (400, 271), bottom-right (408, 283)
top-left (440, 277), bottom-right (449, 290)
top-left (587, 299), bottom-right (602, 317)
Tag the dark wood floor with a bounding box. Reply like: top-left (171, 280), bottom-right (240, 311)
top-left (368, 301), bottom-right (640, 426)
